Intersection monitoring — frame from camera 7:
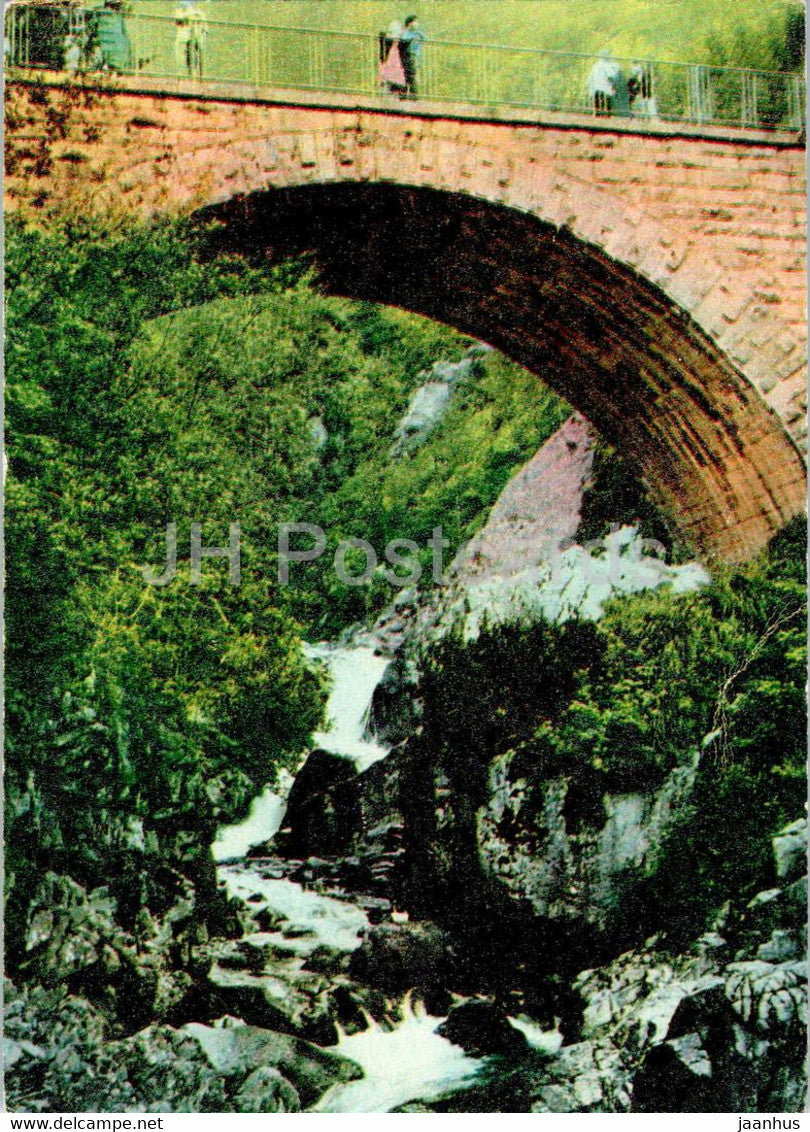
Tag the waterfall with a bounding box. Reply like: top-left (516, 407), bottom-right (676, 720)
top-left (307, 643), bottom-right (391, 772)
top-left (211, 780), bottom-right (290, 863)
top-left (211, 642), bottom-right (391, 860)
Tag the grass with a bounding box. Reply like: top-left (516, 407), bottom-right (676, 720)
top-left (120, 1), bottom-right (803, 123)
top-left (129, 1), bottom-right (802, 67)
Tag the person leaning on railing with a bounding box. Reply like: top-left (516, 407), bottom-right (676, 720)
top-left (587, 48), bottom-right (629, 117)
top-left (587, 48), bottom-right (618, 116)
top-left (628, 61), bottom-right (657, 117)
top-left (399, 15), bottom-right (425, 99)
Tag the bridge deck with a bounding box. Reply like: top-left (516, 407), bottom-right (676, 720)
top-left (9, 70), bottom-right (806, 149)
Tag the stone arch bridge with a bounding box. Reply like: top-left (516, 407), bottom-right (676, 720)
top-left (5, 75), bottom-right (807, 562)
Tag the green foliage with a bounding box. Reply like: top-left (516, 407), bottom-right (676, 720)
top-left (127, 293), bottom-right (569, 636)
top-left (420, 618), bottom-right (599, 778)
top-left (416, 516), bottom-right (807, 936)
top-left (315, 354), bottom-right (569, 631)
top-left (7, 205), bottom-right (805, 1025)
top-left (5, 218), bottom-right (328, 961)
top-left (6, 214), bottom-right (569, 977)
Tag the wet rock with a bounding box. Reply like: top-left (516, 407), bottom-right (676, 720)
top-left (277, 751), bottom-right (358, 846)
top-left (530, 1039), bottom-right (631, 1113)
top-left (773, 818), bottom-right (807, 884)
top-left (183, 1018), bottom-right (361, 1109)
top-left (354, 895), bottom-right (392, 925)
top-left (756, 929), bottom-right (801, 963)
top-left (233, 1066), bottom-right (301, 1113)
top-left (631, 1032), bottom-right (721, 1112)
top-left (206, 958), bottom-right (339, 1045)
top-left (437, 1000), bottom-right (529, 1057)
top-left (114, 1024), bottom-right (230, 1112)
top-left (276, 795), bottom-right (360, 861)
top-left (368, 656), bottom-right (422, 745)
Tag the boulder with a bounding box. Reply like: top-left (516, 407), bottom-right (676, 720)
top-left (437, 1000), bottom-right (529, 1057)
top-left (350, 921), bottom-right (454, 993)
top-left (367, 657), bottom-right (422, 745)
top-left (206, 959), bottom-right (339, 1045)
top-left (182, 1018), bottom-right (361, 1109)
top-left (530, 1039), bottom-right (631, 1113)
top-left (773, 819), bottom-right (807, 885)
top-left (115, 1024), bottom-right (229, 1112)
top-left (631, 1032), bottom-right (722, 1112)
top-left (275, 751), bottom-right (361, 858)
top-left (757, 930), bottom-right (801, 964)
top-left (233, 1066), bottom-right (301, 1113)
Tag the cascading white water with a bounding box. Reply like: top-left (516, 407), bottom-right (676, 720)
top-left (219, 863), bottom-right (370, 952)
top-left (211, 781), bottom-right (290, 863)
top-left (206, 641), bottom-right (500, 1113)
top-left (307, 643), bottom-right (391, 772)
top-left (316, 995), bottom-right (486, 1113)
top-left (211, 642), bottom-right (390, 860)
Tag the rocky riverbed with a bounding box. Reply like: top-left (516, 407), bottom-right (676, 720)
top-left (6, 419), bottom-right (807, 1113)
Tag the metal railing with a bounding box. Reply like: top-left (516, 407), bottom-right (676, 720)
top-left (5, 5), bottom-right (806, 133)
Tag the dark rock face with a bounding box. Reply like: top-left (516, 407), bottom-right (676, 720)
top-left (7, 818), bottom-right (806, 1113)
top-left (9, 421), bottom-right (805, 1113)
top-left (527, 818), bottom-right (809, 1113)
top-left (272, 750), bottom-right (360, 858)
top-left (275, 734), bottom-right (704, 977)
top-left (283, 418), bottom-right (708, 973)
top-left (275, 749), bottom-right (406, 884)
top-left (350, 921), bottom-right (455, 994)
top-left (437, 1000), bottom-right (530, 1057)
top-left (367, 657), bottom-right (422, 746)
top-left (17, 870), bottom-right (211, 1032)
top-left (233, 1066), bottom-right (301, 1113)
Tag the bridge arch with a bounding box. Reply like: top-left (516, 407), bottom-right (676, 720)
top-left (5, 79), bottom-right (806, 561)
top-left (198, 175), bottom-right (804, 563)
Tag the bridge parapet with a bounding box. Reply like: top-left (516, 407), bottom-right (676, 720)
top-left (6, 5), bottom-right (806, 134)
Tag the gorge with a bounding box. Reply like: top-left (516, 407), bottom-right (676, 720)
top-left (5, 223), bottom-right (806, 1113)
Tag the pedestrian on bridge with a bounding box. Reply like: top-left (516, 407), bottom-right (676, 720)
top-left (174, 0), bottom-right (206, 79)
top-left (379, 18), bottom-right (407, 96)
top-left (400, 15), bottom-right (426, 99)
top-left (628, 62), bottom-right (657, 117)
top-left (587, 48), bottom-right (625, 117)
top-left (63, 32), bottom-right (82, 72)
top-left (96, 0), bottom-right (132, 75)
